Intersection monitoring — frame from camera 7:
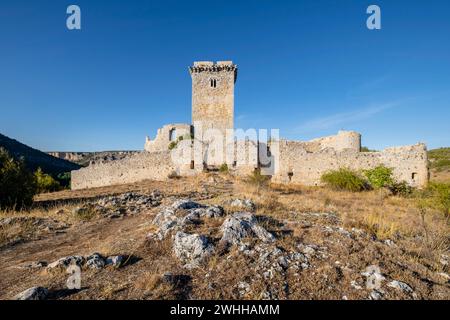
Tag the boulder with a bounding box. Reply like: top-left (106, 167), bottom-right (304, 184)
top-left (173, 232), bottom-right (214, 268)
top-left (105, 255), bottom-right (125, 268)
top-left (85, 253), bottom-right (105, 269)
top-left (228, 199), bottom-right (256, 211)
top-left (220, 212), bottom-right (275, 245)
top-left (172, 199), bottom-right (203, 210)
top-left (47, 256), bottom-right (85, 271)
top-left (14, 287), bottom-right (48, 300)
top-left (388, 280), bottom-right (413, 294)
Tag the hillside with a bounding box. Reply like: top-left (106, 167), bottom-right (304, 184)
top-left (0, 133), bottom-right (81, 175)
top-left (429, 148), bottom-right (450, 182)
top-left (0, 174), bottom-right (448, 300)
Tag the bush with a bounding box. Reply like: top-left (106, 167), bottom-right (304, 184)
top-left (34, 168), bottom-right (61, 193)
top-left (219, 163), bottom-right (229, 173)
top-left (56, 172), bottom-right (71, 188)
top-left (388, 181), bottom-right (414, 197)
top-left (361, 146), bottom-right (377, 152)
top-left (424, 182), bottom-right (450, 217)
top-left (364, 165), bottom-right (394, 189)
top-left (167, 170), bottom-right (180, 179)
top-left (246, 168), bottom-right (271, 194)
top-left (428, 148), bottom-right (450, 171)
top-left (168, 141), bottom-right (177, 150)
top-left (0, 148), bottom-right (36, 210)
top-left (321, 168), bottom-right (368, 192)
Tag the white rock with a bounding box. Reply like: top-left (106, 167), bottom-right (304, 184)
top-left (229, 199), bottom-right (256, 211)
top-left (14, 287), bottom-right (48, 300)
top-left (388, 280), bottom-right (413, 294)
top-left (220, 212), bottom-right (275, 245)
top-left (369, 290), bottom-right (383, 300)
top-left (173, 232), bottom-right (214, 268)
top-left (47, 256), bottom-right (84, 271)
top-left (105, 255), bottom-right (125, 268)
top-left (85, 253), bottom-right (105, 269)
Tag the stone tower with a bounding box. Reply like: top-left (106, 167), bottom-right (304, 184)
top-left (189, 61), bottom-right (237, 138)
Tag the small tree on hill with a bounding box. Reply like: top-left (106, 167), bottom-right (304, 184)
top-left (0, 148), bottom-right (37, 210)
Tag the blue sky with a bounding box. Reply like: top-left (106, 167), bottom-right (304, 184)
top-left (0, 0), bottom-right (449, 151)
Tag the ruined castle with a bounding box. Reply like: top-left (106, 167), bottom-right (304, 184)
top-left (71, 61), bottom-right (428, 190)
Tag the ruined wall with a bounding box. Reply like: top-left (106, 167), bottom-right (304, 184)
top-left (271, 141), bottom-right (428, 188)
top-left (307, 131), bottom-right (361, 152)
top-left (71, 151), bottom-right (177, 190)
top-left (144, 124), bottom-right (192, 153)
top-left (190, 61), bottom-right (236, 138)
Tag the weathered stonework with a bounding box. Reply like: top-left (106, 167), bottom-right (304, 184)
top-left (144, 123), bottom-right (192, 153)
top-left (190, 61), bottom-right (236, 139)
top-left (71, 152), bottom-right (176, 190)
top-left (270, 139), bottom-right (428, 188)
top-left (70, 60), bottom-right (429, 190)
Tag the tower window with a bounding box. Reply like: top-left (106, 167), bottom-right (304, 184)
top-left (169, 128), bottom-right (177, 141)
top-left (210, 79), bottom-right (217, 88)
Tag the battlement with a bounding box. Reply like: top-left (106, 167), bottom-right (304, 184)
top-left (190, 61), bottom-right (237, 81)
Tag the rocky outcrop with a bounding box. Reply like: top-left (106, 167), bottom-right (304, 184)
top-left (148, 199), bottom-right (224, 240)
top-left (47, 254), bottom-right (126, 272)
top-left (72, 191), bottom-right (162, 219)
top-left (14, 287), bottom-right (49, 300)
top-left (220, 212), bottom-right (275, 245)
top-left (173, 232), bottom-right (214, 269)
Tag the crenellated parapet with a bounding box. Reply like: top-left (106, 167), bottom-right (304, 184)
top-left (189, 61), bottom-right (238, 83)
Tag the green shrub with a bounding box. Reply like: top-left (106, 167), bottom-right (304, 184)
top-left (0, 148), bottom-right (37, 210)
top-left (361, 146), bottom-right (377, 152)
top-left (321, 168), bottom-right (368, 192)
top-left (246, 168), bottom-right (271, 194)
top-left (56, 172), bottom-right (71, 189)
top-left (168, 141), bottom-right (177, 150)
top-left (428, 147), bottom-right (450, 171)
top-left (389, 181), bottom-right (414, 197)
top-left (364, 165), bottom-right (394, 189)
top-left (34, 168), bottom-right (61, 193)
top-left (424, 182), bottom-right (450, 217)
top-left (219, 163), bottom-right (229, 173)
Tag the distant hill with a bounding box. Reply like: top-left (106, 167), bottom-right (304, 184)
top-left (0, 133), bottom-right (81, 175)
top-left (428, 147), bottom-right (450, 171)
top-left (428, 147), bottom-right (450, 183)
top-left (48, 151), bottom-right (139, 167)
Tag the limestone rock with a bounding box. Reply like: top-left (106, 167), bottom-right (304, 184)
top-left (86, 253), bottom-right (105, 269)
top-left (149, 200), bottom-right (225, 240)
top-left (388, 280), bottom-right (413, 294)
top-left (172, 199), bottom-right (203, 210)
top-left (105, 255), bottom-right (125, 268)
top-left (14, 287), bottom-right (48, 300)
top-left (220, 212), bottom-right (275, 245)
top-left (228, 199), bottom-right (256, 211)
top-left (47, 256), bottom-right (85, 271)
top-left (173, 232), bottom-right (214, 268)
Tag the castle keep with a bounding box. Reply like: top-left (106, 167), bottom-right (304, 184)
top-left (71, 61), bottom-right (428, 190)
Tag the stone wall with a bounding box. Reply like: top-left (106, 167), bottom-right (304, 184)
top-left (307, 130), bottom-right (361, 152)
top-left (71, 151), bottom-right (177, 190)
top-left (271, 141), bottom-right (428, 188)
top-left (144, 123), bottom-right (192, 153)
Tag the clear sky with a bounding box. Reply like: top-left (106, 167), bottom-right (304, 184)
top-left (0, 0), bottom-right (449, 151)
